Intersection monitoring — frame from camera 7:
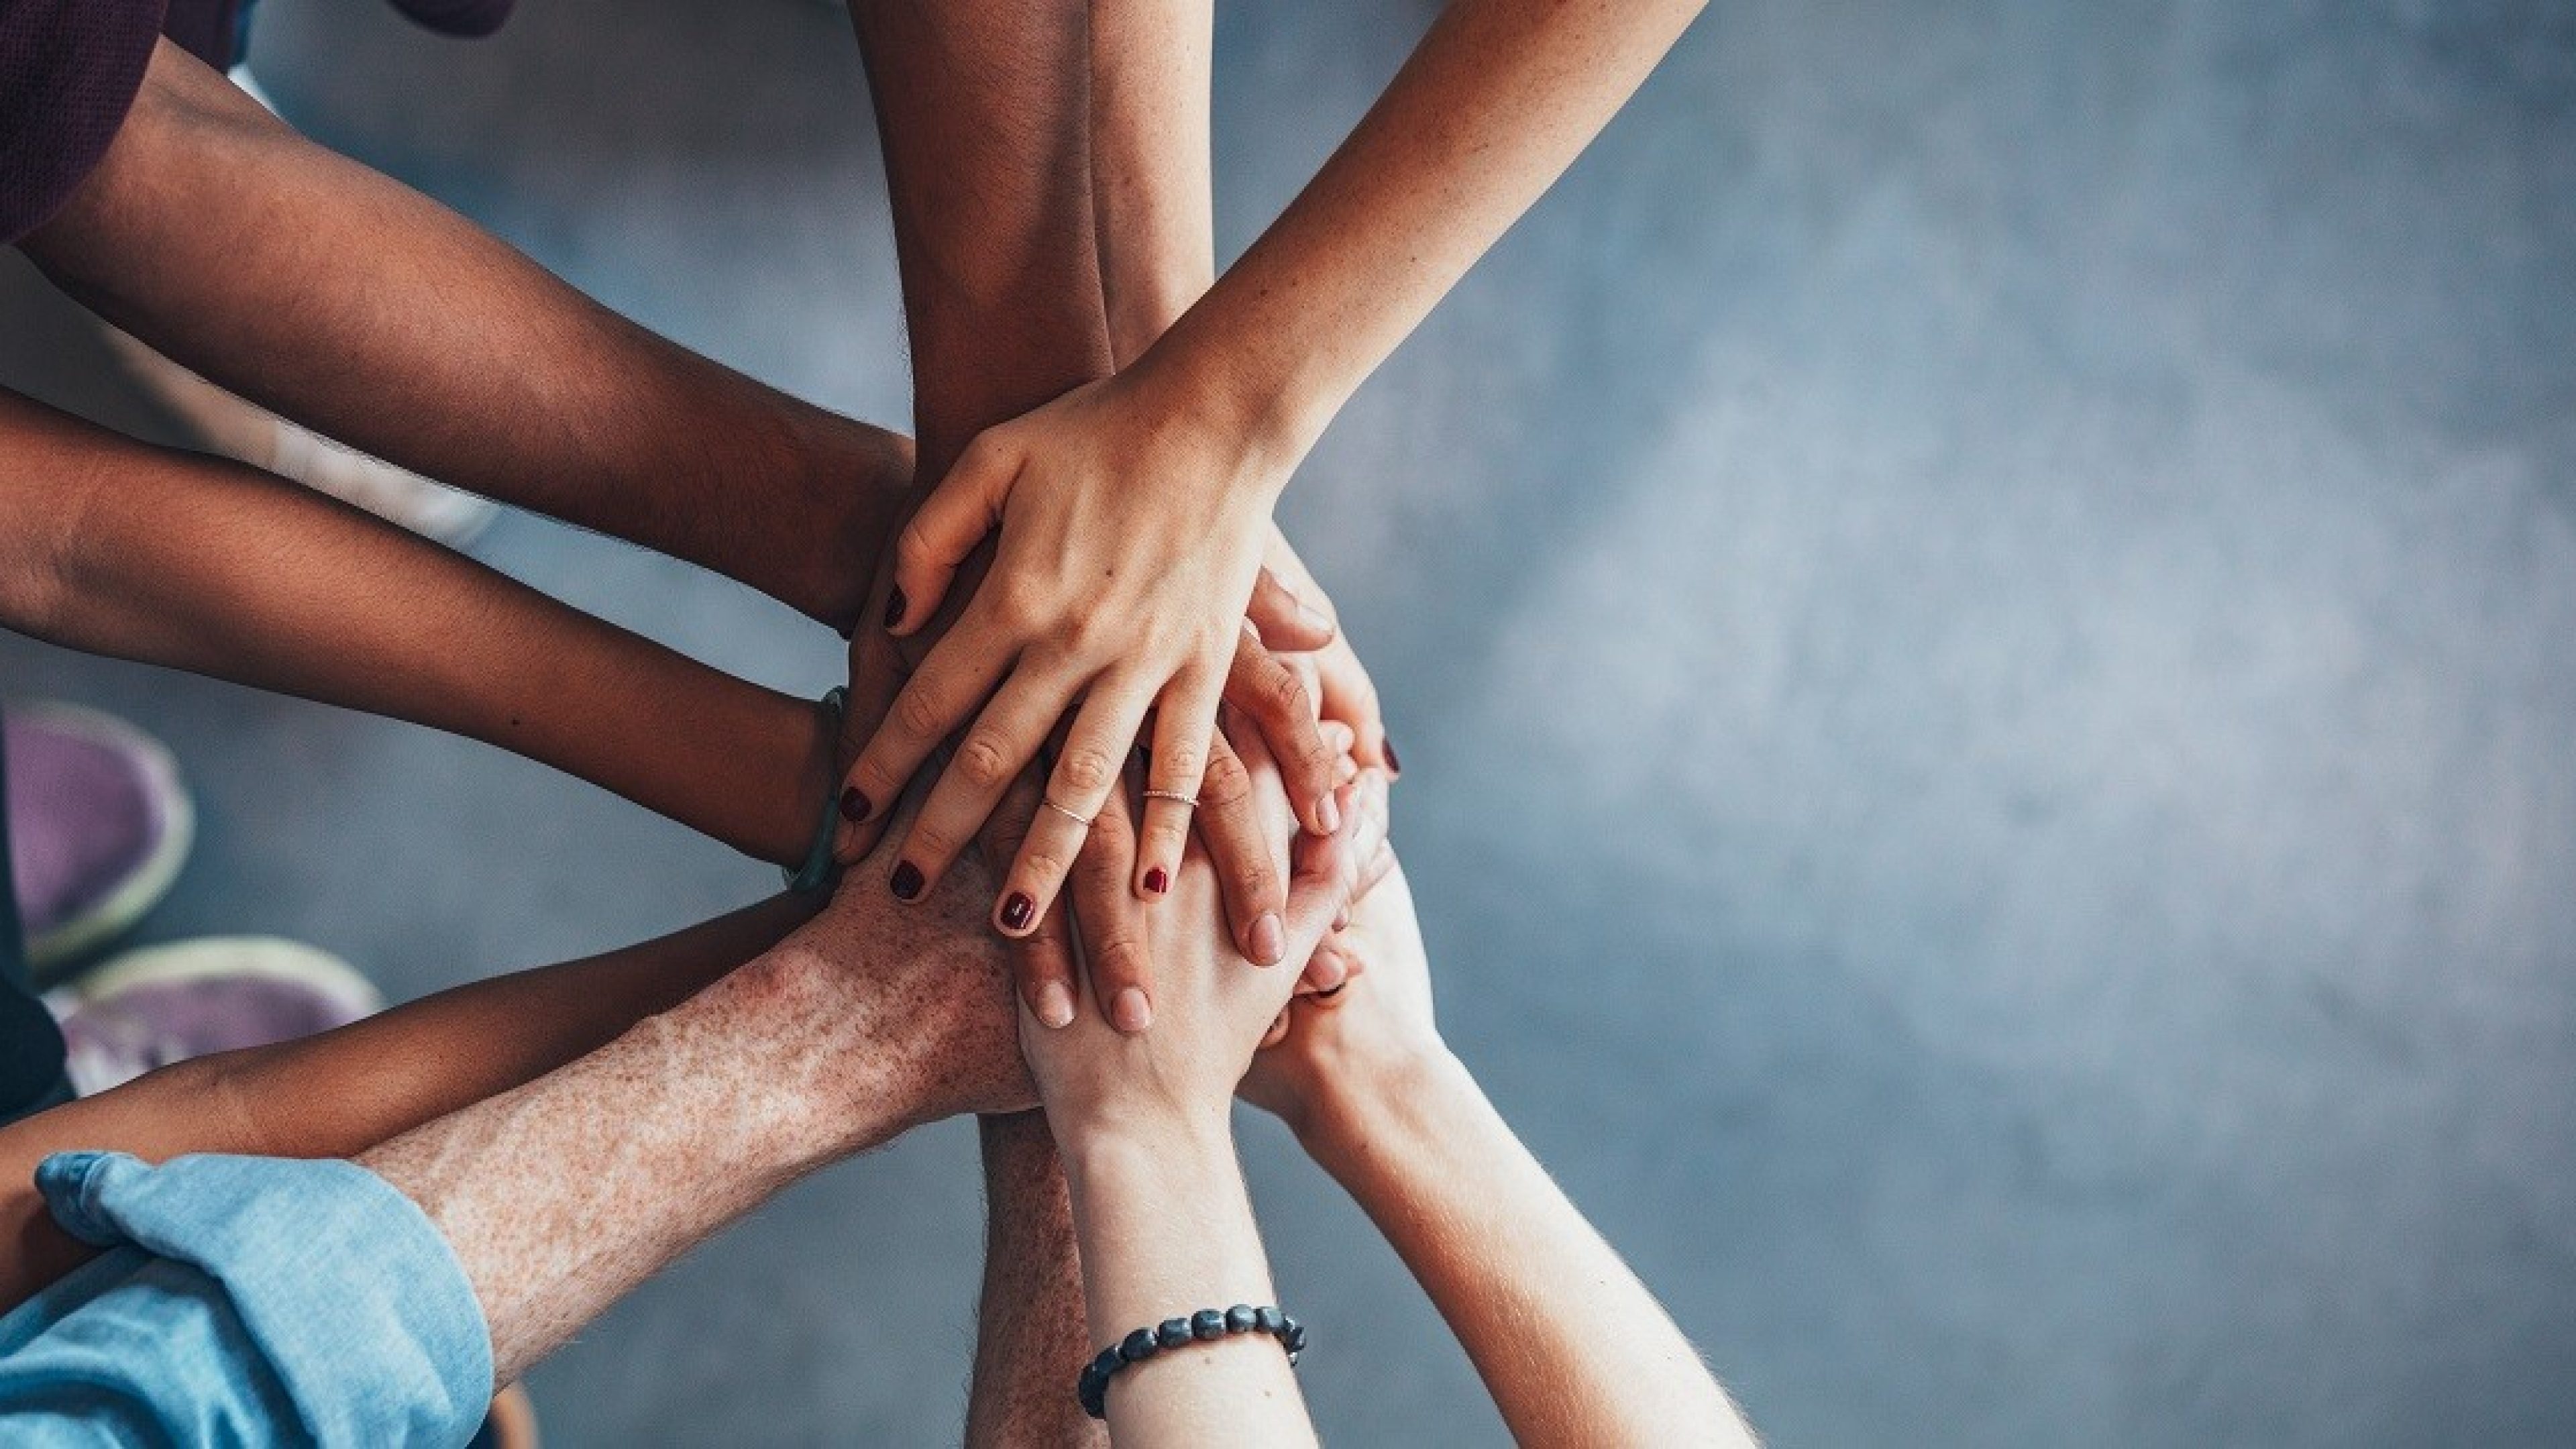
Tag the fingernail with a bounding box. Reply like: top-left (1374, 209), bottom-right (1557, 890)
top-left (1036, 981), bottom-right (1075, 1029)
top-left (1299, 602), bottom-right (1332, 634)
top-left (1000, 892), bottom-right (1035, 932)
top-left (889, 861), bottom-right (924, 900)
top-left (1384, 738), bottom-right (1402, 774)
top-left (1311, 953), bottom-right (1348, 990)
top-left (1112, 987), bottom-right (1153, 1033)
top-left (1250, 912), bottom-right (1286, 965)
top-left (839, 786), bottom-right (871, 823)
top-left (1315, 792), bottom-right (1342, 835)
top-left (882, 585), bottom-right (907, 631)
top-left (1143, 866), bottom-right (1169, 895)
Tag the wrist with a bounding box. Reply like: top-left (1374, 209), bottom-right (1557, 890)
top-left (1295, 1044), bottom-right (1474, 1179)
top-left (1059, 1099), bottom-right (1237, 1192)
top-left (1128, 330), bottom-right (1318, 505)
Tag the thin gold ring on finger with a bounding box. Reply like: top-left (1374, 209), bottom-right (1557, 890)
top-left (1141, 789), bottom-right (1197, 807)
top-left (1040, 797), bottom-right (1094, 827)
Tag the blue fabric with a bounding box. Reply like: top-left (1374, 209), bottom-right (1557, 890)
top-left (0, 1151), bottom-right (493, 1446)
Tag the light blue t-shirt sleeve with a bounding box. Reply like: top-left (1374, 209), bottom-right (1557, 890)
top-left (0, 1151), bottom-right (493, 1447)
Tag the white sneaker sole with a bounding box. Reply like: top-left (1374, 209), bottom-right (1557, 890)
top-left (19, 703), bottom-right (197, 983)
top-left (54, 936), bottom-right (384, 1024)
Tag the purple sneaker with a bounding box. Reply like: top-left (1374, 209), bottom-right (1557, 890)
top-left (5, 704), bottom-right (195, 981)
top-left (46, 938), bottom-right (382, 1096)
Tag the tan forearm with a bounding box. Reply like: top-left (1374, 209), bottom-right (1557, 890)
top-left (1143, 0), bottom-right (1705, 456)
top-left (19, 37), bottom-right (903, 630)
top-left (0, 893), bottom-right (818, 1313)
top-left (1304, 1050), bottom-right (1754, 1446)
top-left (1, 388), bottom-right (830, 866)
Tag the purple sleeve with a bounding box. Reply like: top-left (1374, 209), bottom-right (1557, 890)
top-left (0, 0), bottom-right (166, 245)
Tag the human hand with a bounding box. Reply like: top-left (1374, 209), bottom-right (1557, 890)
top-left (1020, 762), bottom-right (1391, 1150)
top-left (1260, 523), bottom-right (1396, 775)
top-left (838, 367), bottom-right (1342, 943)
top-left (773, 796), bottom-right (1034, 1134)
top-left (832, 568), bottom-right (1342, 1025)
top-left (1239, 854), bottom-right (1442, 1144)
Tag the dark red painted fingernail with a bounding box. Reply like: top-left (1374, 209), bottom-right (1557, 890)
top-left (839, 786), bottom-right (871, 822)
top-left (882, 585), bottom-right (908, 631)
top-left (889, 861), bottom-right (924, 900)
top-left (1143, 867), bottom-right (1169, 895)
top-left (1383, 738), bottom-right (1402, 774)
top-left (1000, 892), bottom-right (1035, 932)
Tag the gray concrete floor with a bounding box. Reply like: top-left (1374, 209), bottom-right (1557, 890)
top-left (5, 0), bottom-right (2575, 1442)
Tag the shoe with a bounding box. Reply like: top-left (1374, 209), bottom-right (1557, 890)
top-left (5, 704), bottom-right (195, 980)
top-left (44, 938), bottom-right (382, 1096)
top-left (93, 67), bottom-right (502, 552)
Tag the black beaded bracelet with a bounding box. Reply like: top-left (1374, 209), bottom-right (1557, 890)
top-left (1076, 1304), bottom-right (1305, 1419)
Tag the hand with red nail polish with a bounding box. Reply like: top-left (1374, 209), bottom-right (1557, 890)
top-left (1018, 758), bottom-right (1391, 1148)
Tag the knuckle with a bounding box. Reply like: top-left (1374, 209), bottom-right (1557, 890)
top-left (954, 733), bottom-right (1016, 790)
top-left (1055, 746), bottom-right (1117, 796)
top-left (1266, 667), bottom-right (1313, 718)
top-left (1198, 751), bottom-right (1251, 806)
top-left (1091, 936), bottom-right (1150, 988)
top-left (1229, 857), bottom-right (1279, 909)
top-left (892, 684), bottom-right (950, 742)
top-left (1020, 849), bottom-right (1073, 885)
top-left (1150, 741), bottom-right (1204, 785)
top-left (894, 519), bottom-right (941, 572)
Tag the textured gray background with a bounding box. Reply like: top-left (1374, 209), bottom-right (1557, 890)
top-left (5, 0), bottom-right (2574, 1443)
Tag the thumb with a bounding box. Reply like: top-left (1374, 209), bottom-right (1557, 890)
top-left (888, 435), bottom-right (1016, 636)
top-left (1244, 566), bottom-right (1337, 652)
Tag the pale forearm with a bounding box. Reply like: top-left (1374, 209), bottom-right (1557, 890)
top-left (364, 945), bottom-right (896, 1385)
top-left (1062, 1119), bottom-right (1313, 1447)
top-left (1304, 1051), bottom-right (1752, 1446)
top-left (1089, 0), bottom-right (1216, 364)
top-left (1143, 0), bottom-right (1704, 459)
top-left (965, 1112), bottom-right (1106, 1448)
top-left (21, 38), bottom-right (902, 630)
top-left (0, 894), bottom-right (816, 1311)
top-left (0, 389), bottom-right (830, 866)
top-left (363, 855), bottom-right (1028, 1384)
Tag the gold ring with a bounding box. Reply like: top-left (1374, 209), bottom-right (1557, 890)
top-left (1040, 798), bottom-right (1094, 827)
top-left (1142, 789), bottom-right (1198, 807)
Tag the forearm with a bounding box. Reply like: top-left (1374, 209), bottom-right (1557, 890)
top-left (19, 38), bottom-right (901, 629)
top-left (0, 893), bottom-right (816, 1311)
top-left (1140, 0), bottom-right (1705, 460)
top-left (1062, 1117), bottom-right (1313, 1446)
top-left (965, 1112), bottom-right (1106, 1448)
top-left (362, 857), bottom-right (1028, 1385)
top-left (1302, 1051), bottom-right (1752, 1446)
top-left (0, 388), bottom-right (830, 865)
top-left (1089, 0), bottom-right (1216, 365)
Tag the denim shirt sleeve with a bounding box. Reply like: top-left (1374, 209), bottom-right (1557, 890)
top-left (0, 1151), bottom-right (494, 1447)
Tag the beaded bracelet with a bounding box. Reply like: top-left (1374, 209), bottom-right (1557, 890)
top-left (1077, 1304), bottom-right (1305, 1419)
top-left (782, 686), bottom-right (849, 895)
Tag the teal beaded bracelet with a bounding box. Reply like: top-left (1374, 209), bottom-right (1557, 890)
top-left (1077, 1304), bottom-right (1303, 1419)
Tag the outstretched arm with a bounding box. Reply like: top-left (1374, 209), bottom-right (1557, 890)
top-left (0, 892), bottom-right (820, 1312)
top-left (17, 36), bottom-right (908, 633)
top-left (1243, 863), bottom-right (1756, 1446)
top-left (0, 386), bottom-right (832, 867)
top-left (363, 820), bottom-right (1029, 1385)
